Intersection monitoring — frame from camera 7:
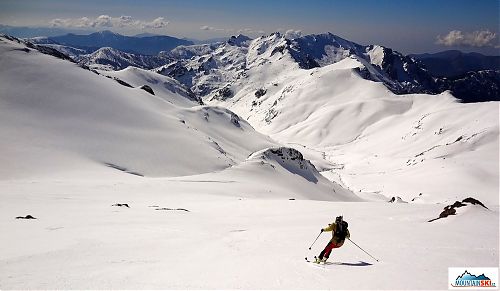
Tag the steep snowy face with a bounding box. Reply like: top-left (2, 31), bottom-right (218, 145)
top-left (287, 32), bottom-right (364, 68)
top-left (245, 32), bottom-right (290, 67)
top-left (362, 45), bottom-right (437, 93)
top-left (78, 47), bottom-right (172, 70)
top-left (284, 33), bottom-right (437, 93)
top-left (156, 35), bottom-right (252, 98)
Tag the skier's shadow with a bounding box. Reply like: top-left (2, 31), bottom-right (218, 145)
top-left (328, 261), bottom-right (373, 267)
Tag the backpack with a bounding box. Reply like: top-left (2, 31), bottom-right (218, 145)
top-left (334, 220), bottom-right (349, 241)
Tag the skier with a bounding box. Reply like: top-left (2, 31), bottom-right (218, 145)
top-left (315, 215), bottom-right (350, 263)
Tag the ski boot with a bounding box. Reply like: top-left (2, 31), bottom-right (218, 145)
top-left (314, 256), bottom-right (327, 264)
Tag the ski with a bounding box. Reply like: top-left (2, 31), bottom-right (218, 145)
top-left (305, 256), bottom-right (336, 266)
top-left (305, 256), bottom-right (322, 264)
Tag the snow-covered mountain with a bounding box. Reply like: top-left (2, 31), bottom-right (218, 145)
top-left (0, 34), bottom-right (358, 201)
top-left (156, 34), bottom-right (251, 97)
top-left (78, 47), bottom-right (172, 70)
top-left (159, 32), bottom-right (498, 102)
top-left (155, 32), bottom-right (500, 205)
top-left (30, 31), bottom-right (498, 101)
top-left (157, 32), bottom-right (435, 97)
top-left (47, 30), bottom-right (496, 204)
top-left (2, 31), bottom-right (497, 208)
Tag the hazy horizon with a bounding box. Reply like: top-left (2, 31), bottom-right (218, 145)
top-left (0, 0), bottom-right (499, 55)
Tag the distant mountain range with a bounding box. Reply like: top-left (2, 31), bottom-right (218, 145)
top-left (0, 24), bottom-right (95, 38)
top-left (411, 50), bottom-right (500, 78)
top-left (10, 29), bottom-right (498, 102)
top-left (35, 30), bottom-right (193, 55)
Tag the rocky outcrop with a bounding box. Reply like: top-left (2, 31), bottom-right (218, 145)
top-left (15, 215), bottom-right (37, 219)
top-left (140, 85), bottom-right (155, 95)
top-left (428, 197), bottom-right (488, 222)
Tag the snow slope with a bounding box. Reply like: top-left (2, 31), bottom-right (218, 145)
top-left (0, 36), bottom-right (276, 179)
top-left (101, 66), bottom-right (202, 106)
top-left (0, 178), bottom-right (497, 289)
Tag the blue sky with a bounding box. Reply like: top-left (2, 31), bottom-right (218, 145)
top-left (0, 0), bottom-right (498, 54)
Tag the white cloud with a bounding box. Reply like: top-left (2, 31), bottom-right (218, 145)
top-left (147, 17), bottom-right (169, 29)
top-left (93, 15), bottom-right (112, 27)
top-left (49, 15), bottom-right (169, 31)
top-left (436, 30), bottom-right (497, 47)
top-left (199, 25), bottom-right (234, 32)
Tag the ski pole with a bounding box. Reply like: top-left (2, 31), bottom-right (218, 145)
top-left (348, 238), bottom-right (379, 262)
top-left (308, 230), bottom-right (323, 250)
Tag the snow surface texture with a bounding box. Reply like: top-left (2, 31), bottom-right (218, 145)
top-left (0, 35), bottom-right (498, 289)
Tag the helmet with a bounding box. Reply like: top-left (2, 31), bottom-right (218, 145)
top-left (335, 215), bottom-right (343, 223)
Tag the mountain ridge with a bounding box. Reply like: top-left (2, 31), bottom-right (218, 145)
top-left (41, 30), bottom-right (193, 55)
top-left (411, 49), bottom-right (500, 78)
top-left (157, 31), bottom-right (498, 102)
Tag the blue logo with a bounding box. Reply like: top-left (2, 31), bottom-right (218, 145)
top-left (452, 270), bottom-right (496, 288)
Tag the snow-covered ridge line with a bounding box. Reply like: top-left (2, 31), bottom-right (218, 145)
top-left (160, 31), bottom-right (498, 102)
top-left (20, 30), bottom-right (498, 102)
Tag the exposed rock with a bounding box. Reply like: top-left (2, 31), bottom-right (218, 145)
top-left (112, 203), bottom-right (130, 208)
top-left (436, 70), bottom-right (500, 102)
top-left (155, 208), bottom-right (190, 212)
top-left (227, 34), bottom-right (252, 47)
top-left (140, 85), bottom-right (155, 95)
top-left (388, 196), bottom-right (407, 203)
top-left (428, 197), bottom-right (487, 222)
top-left (462, 197), bottom-right (488, 209)
top-left (114, 78), bottom-right (133, 88)
top-left (230, 112), bottom-right (241, 127)
top-left (214, 86), bottom-right (232, 100)
top-left (15, 215), bottom-right (37, 219)
top-left (255, 88), bottom-right (267, 98)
